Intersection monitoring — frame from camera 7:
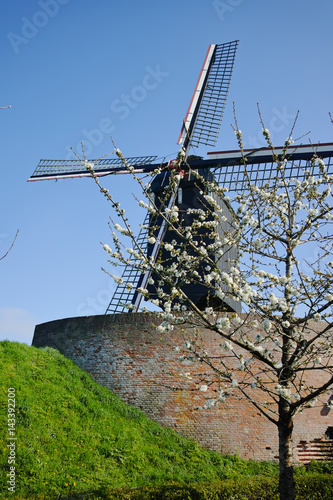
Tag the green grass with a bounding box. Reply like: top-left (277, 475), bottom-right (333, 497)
top-left (0, 340), bottom-right (327, 500)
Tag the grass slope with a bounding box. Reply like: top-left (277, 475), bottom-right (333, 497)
top-left (1, 340), bottom-right (279, 498)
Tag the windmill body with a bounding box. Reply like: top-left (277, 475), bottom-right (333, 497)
top-left (146, 168), bottom-right (241, 312)
top-left (28, 40), bottom-right (333, 315)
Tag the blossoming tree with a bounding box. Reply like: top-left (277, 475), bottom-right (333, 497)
top-left (84, 116), bottom-right (333, 500)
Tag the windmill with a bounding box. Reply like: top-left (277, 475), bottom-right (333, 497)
top-left (29, 41), bottom-right (333, 315)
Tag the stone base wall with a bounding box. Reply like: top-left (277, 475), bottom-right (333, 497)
top-left (32, 313), bottom-right (333, 462)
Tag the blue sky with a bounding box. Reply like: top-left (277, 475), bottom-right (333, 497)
top-left (1, 0), bottom-right (332, 344)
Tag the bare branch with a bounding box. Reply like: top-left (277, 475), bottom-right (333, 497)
top-left (0, 229), bottom-right (19, 261)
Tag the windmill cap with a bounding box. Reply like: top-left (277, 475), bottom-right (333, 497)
top-left (149, 168), bottom-right (214, 193)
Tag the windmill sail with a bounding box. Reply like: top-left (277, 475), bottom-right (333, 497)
top-left (208, 143), bottom-right (333, 191)
top-left (178, 40), bottom-right (238, 153)
top-left (106, 177), bottom-right (181, 314)
top-left (105, 211), bottom-right (151, 314)
top-left (28, 155), bottom-right (158, 181)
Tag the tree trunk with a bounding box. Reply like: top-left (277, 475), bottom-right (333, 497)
top-left (278, 401), bottom-right (295, 500)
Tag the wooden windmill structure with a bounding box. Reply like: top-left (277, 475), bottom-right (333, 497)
top-left (29, 40), bottom-right (333, 315)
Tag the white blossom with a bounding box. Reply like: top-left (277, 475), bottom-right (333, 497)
top-left (102, 243), bottom-right (112, 253)
top-left (308, 208), bottom-right (318, 217)
top-left (164, 243), bottom-right (174, 252)
top-left (157, 321), bottom-right (174, 333)
top-left (276, 384), bottom-right (291, 401)
top-left (203, 399), bottom-right (215, 410)
top-left (216, 317), bottom-right (230, 329)
top-left (223, 340), bottom-right (233, 351)
top-left (111, 275), bottom-right (123, 285)
top-left (269, 293), bottom-right (279, 306)
top-left (279, 276), bottom-right (289, 284)
top-left (261, 319), bottom-right (272, 332)
top-left (326, 400), bottom-right (333, 410)
top-left (84, 161), bottom-right (95, 170)
top-left (164, 302), bottom-right (171, 313)
top-left (138, 200), bottom-right (149, 209)
top-left (254, 238), bottom-right (264, 249)
top-left (238, 356), bottom-right (245, 370)
top-left (150, 299), bottom-right (160, 307)
top-left (233, 315), bottom-right (242, 326)
top-left (114, 223), bottom-right (130, 236)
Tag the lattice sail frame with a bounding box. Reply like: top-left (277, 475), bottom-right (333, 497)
top-left (207, 143), bottom-right (333, 191)
top-left (178, 40), bottom-right (239, 152)
top-left (28, 155), bottom-right (158, 181)
top-left (105, 177), bottom-right (181, 315)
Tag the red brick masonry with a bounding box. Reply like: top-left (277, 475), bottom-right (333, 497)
top-left (32, 313), bottom-right (333, 463)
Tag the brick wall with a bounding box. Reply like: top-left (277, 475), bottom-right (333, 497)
top-left (32, 313), bottom-right (333, 462)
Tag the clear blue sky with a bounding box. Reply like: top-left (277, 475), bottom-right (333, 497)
top-left (1, 0), bottom-right (332, 344)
